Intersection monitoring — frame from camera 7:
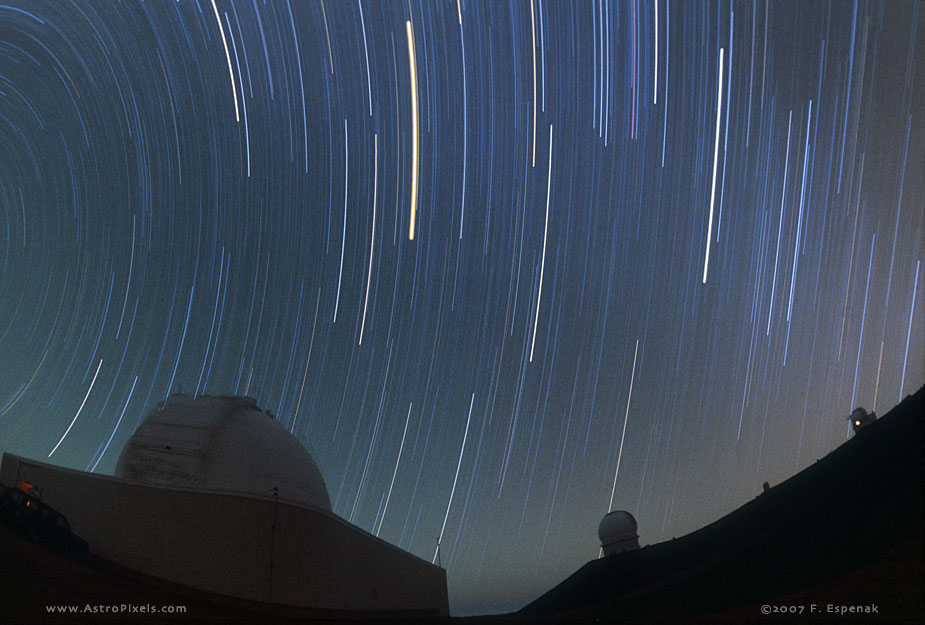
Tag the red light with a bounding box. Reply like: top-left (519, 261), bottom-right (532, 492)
top-left (16, 480), bottom-right (33, 495)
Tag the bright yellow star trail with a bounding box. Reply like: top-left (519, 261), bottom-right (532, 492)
top-left (1, 0), bottom-right (920, 618)
top-left (406, 19), bottom-right (420, 241)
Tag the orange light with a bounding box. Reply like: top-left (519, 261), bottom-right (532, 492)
top-left (16, 481), bottom-right (33, 495)
top-left (855, 420), bottom-right (861, 426)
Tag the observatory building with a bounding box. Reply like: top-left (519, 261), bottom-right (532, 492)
top-left (0, 395), bottom-right (448, 616)
top-left (849, 407), bottom-right (877, 434)
top-left (598, 510), bottom-right (640, 556)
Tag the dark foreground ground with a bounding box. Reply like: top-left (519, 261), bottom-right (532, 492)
top-left (1, 388), bottom-right (922, 625)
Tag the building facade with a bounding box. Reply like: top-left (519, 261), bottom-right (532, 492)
top-left (0, 395), bottom-right (448, 615)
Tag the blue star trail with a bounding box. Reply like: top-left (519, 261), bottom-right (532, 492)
top-left (0, 0), bottom-right (921, 615)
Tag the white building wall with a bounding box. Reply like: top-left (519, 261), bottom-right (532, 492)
top-left (0, 454), bottom-right (447, 614)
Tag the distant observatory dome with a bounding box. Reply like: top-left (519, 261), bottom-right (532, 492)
top-left (849, 406), bottom-right (877, 434)
top-left (599, 510), bottom-right (640, 556)
top-left (115, 394), bottom-right (331, 512)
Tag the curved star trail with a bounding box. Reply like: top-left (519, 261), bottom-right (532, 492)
top-left (0, 0), bottom-right (922, 614)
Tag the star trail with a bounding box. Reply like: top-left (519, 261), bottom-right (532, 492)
top-left (0, 0), bottom-right (922, 614)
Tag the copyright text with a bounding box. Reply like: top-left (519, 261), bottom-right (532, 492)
top-left (760, 603), bottom-right (879, 616)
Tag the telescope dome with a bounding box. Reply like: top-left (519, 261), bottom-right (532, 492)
top-left (598, 510), bottom-right (640, 556)
top-left (115, 394), bottom-right (331, 512)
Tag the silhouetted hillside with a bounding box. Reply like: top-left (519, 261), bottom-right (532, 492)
top-left (521, 387), bottom-right (924, 624)
top-left (2, 389), bottom-right (921, 624)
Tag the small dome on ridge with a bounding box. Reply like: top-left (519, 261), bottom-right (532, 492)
top-left (599, 510), bottom-right (640, 556)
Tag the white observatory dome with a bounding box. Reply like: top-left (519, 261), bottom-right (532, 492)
top-left (598, 510), bottom-right (640, 556)
top-left (114, 394), bottom-right (331, 512)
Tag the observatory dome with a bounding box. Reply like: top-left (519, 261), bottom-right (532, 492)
top-left (114, 394), bottom-right (331, 512)
top-left (598, 510), bottom-right (640, 556)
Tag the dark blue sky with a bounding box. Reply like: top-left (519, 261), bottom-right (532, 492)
top-left (0, 0), bottom-right (921, 614)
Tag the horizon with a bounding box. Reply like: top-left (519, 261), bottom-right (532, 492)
top-left (0, 0), bottom-right (922, 615)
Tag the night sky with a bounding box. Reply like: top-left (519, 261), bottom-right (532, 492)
top-left (0, 0), bottom-right (922, 614)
